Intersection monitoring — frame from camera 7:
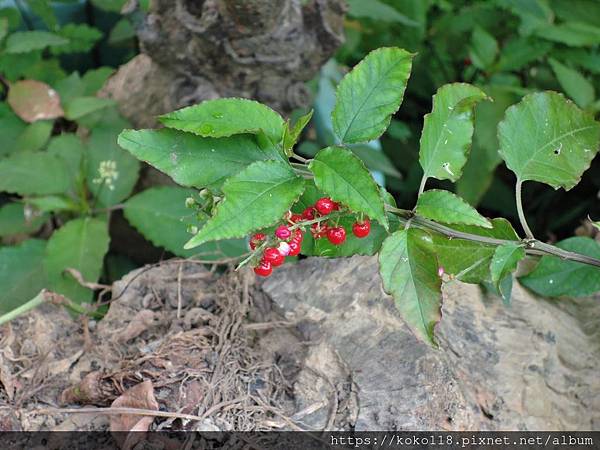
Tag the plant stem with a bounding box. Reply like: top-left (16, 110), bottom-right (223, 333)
top-left (384, 205), bottom-right (600, 268)
top-left (515, 178), bottom-right (534, 239)
top-left (417, 176), bottom-right (428, 198)
top-left (291, 153), bottom-right (310, 164)
top-left (0, 291), bottom-right (46, 326)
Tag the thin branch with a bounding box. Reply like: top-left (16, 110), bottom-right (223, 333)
top-left (291, 153), bottom-right (309, 164)
top-left (385, 205), bottom-right (600, 268)
top-left (417, 175), bottom-right (428, 198)
top-left (34, 407), bottom-right (206, 422)
top-left (515, 178), bottom-right (534, 239)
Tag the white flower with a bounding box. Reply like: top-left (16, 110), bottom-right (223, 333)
top-left (92, 160), bottom-right (119, 191)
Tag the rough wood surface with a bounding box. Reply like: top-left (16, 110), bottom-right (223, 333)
top-left (262, 256), bottom-right (600, 431)
top-left (101, 0), bottom-right (346, 127)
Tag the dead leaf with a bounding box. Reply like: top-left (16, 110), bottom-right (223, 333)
top-left (110, 380), bottom-right (159, 450)
top-left (7, 80), bottom-right (64, 123)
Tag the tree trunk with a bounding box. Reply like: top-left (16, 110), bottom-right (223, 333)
top-left (101, 0), bottom-right (347, 127)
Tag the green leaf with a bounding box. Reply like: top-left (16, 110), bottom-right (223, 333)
top-left (0, 202), bottom-right (47, 238)
top-left (498, 91), bottom-right (600, 190)
top-left (52, 24), bottom-right (103, 55)
top-left (534, 22), bottom-right (600, 47)
top-left (108, 18), bottom-right (136, 44)
top-left (283, 110), bottom-right (313, 154)
top-left (124, 186), bottom-right (247, 260)
top-left (432, 218), bottom-right (519, 284)
top-left (86, 126), bottom-right (140, 207)
top-left (5, 31), bottom-right (68, 53)
top-left (416, 189), bottom-right (492, 228)
top-left (592, 221), bottom-right (600, 231)
top-left (26, 195), bottom-right (78, 213)
top-left (0, 103), bottom-right (26, 156)
top-left (13, 120), bottom-right (53, 153)
top-left (44, 218), bottom-right (110, 304)
top-left (64, 97), bottom-right (116, 120)
top-left (90, 0), bottom-right (127, 12)
top-left (351, 145), bottom-right (402, 179)
top-left (46, 133), bottom-right (84, 180)
top-left (0, 152), bottom-right (70, 195)
top-left (520, 237), bottom-right (600, 297)
top-left (548, 58), bottom-right (595, 108)
top-left (184, 161), bottom-right (305, 249)
top-left (457, 88), bottom-right (517, 205)
top-left (159, 98), bottom-right (285, 145)
top-left (81, 67), bottom-right (115, 95)
top-left (309, 146), bottom-right (388, 229)
top-left (469, 26), bottom-right (498, 70)
top-left (379, 228), bottom-right (441, 345)
top-left (495, 37), bottom-right (552, 72)
top-left (117, 128), bottom-right (283, 190)
top-left (0, 239), bottom-right (47, 314)
top-left (332, 47), bottom-right (413, 144)
top-left (346, 0), bottom-right (419, 26)
top-left (419, 83), bottom-right (488, 183)
top-left (28, 0), bottom-right (58, 30)
top-left (490, 243), bottom-right (525, 290)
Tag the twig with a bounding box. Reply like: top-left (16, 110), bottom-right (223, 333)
top-left (34, 407), bottom-right (206, 422)
top-left (385, 205), bottom-right (600, 268)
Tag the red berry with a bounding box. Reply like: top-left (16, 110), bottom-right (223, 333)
top-left (263, 247), bottom-right (285, 267)
top-left (275, 225), bottom-right (291, 239)
top-left (315, 197), bottom-right (335, 215)
top-left (290, 214), bottom-right (303, 223)
top-left (254, 260), bottom-right (272, 277)
top-left (327, 226), bottom-right (346, 245)
top-left (302, 207), bottom-right (315, 220)
top-left (249, 232), bottom-right (266, 250)
top-left (288, 240), bottom-right (301, 256)
top-left (292, 229), bottom-right (304, 243)
top-left (277, 241), bottom-right (291, 256)
top-left (352, 219), bottom-right (371, 238)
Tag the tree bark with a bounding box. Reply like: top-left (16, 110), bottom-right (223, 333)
top-left (101, 0), bottom-right (347, 127)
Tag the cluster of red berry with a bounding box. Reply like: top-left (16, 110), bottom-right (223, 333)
top-left (251, 197), bottom-right (372, 277)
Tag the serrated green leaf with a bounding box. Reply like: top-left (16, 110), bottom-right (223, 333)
top-left (498, 91), bottom-right (600, 190)
top-left (108, 18), bottom-right (136, 44)
top-left (44, 218), bottom-right (110, 304)
top-left (0, 202), bottom-right (47, 238)
top-left (117, 128), bottom-right (283, 190)
top-left (0, 152), bottom-right (70, 195)
top-left (309, 146), bottom-right (388, 229)
top-left (184, 161), bottom-right (305, 249)
top-left (416, 189), bottom-right (492, 228)
top-left (379, 228), bottom-right (441, 345)
top-left (549, 58), bottom-right (595, 108)
top-left (0, 239), bottom-right (47, 314)
top-left (159, 98), bottom-right (285, 145)
top-left (86, 126), bottom-right (140, 207)
top-left (520, 237), bottom-right (600, 297)
top-left (419, 83), bottom-right (488, 183)
top-left (5, 31), bottom-right (68, 53)
top-left (332, 47), bottom-right (413, 144)
top-left (52, 24), bottom-right (102, 55)
top-left (124, 186), bottom-right (247, 260)
top-left (283, 110), bottom-right (313, 154)
top-left (469, 26), bottom-right (498, 70)
top-left (346, 0), bottom-right (419, 26)
top-left (64, 97), bottom-right (116, 120)
top-left (432, 218), bottom-right (519, 284)
top-left (490, 243), bottom-right (525, 290)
